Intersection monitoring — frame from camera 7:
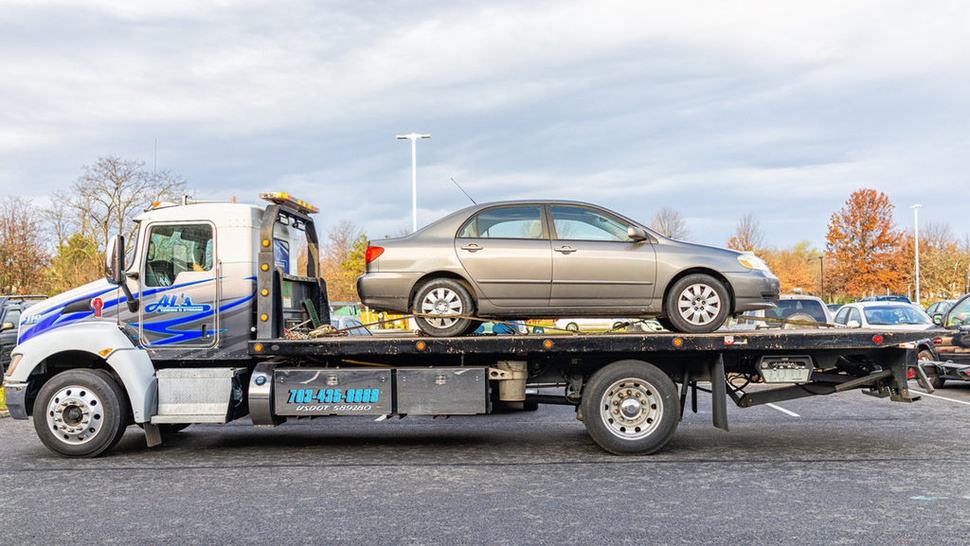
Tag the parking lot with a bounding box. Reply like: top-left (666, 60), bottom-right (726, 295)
top-left (1, 380), bottom-right (968, 545)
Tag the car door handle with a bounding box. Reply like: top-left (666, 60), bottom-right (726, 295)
top-left (460, 244), bottom-right (483, 252)
top-left (554, 246), bottom-right (577, 254)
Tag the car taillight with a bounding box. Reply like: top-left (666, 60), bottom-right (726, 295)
top-left (932, 337), bottom-right (942, 345)
top-left (365, 246), bottom-right (384, 264)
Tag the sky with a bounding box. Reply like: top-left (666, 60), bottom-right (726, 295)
top-left (2, 0), bottom-right (969, 251)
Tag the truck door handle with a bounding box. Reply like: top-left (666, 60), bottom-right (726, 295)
top-left (460, 244), bottom-right (483, 252)
top-left (554, 246), bottom-right (577, 254)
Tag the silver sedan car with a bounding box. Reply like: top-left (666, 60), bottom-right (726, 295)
top-left (357, 200), bottom-right (779, 336)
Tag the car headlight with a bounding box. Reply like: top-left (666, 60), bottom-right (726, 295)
top-left (737, 253), bottom-right (771, 273)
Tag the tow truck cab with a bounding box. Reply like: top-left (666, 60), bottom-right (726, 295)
top-left (4, 193), bottom-right (329, 423)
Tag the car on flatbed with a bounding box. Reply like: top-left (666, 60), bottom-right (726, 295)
top-left (358, 200), bottom-right (780, 337)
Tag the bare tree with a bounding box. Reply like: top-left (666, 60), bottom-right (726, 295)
top-left (0, 196), bottom-right (50, 294)
top-left (649, 207), bottom-right (690, 240)
top-left (49, 156), bottom-right (187, 252)
top-left (320, 220), bottom-right (368, 302)
top-left (726, 212), bottom-right (766, 252)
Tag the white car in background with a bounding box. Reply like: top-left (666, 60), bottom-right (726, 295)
top-left (833, 301), bottom-right (939, 331)
top-left (734, 294), bottom-right (833, 330)
top-left (553, 318), bottom-right (660, 333)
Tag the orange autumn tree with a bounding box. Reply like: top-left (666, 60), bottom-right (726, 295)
top-left (825, 189), bottom-right (906, 298)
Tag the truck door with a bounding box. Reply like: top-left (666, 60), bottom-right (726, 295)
top-left (138, 222), bottom-right (219, 348)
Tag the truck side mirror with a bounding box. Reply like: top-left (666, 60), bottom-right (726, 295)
top-left (106, 235), bottom-right (139, 312)
top-left (105, 235), bottom-right (126, 285)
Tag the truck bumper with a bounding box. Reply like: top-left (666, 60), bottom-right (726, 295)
top-left (2, 381), bottom-right (29, 419)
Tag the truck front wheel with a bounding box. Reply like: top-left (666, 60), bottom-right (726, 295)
top-left (33, 369), bottom-right (131, 457)
top-left (581, 360), bottom-right (679, 455)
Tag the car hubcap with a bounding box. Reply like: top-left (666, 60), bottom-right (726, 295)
top-left (599, 378), bottom-right (663, 439)
top-left (676, 283), bottom-right (721, 326)
top-left (45, 386), bottom-right (104, 445)
top-left (420, 287), bottom-right (464, 328)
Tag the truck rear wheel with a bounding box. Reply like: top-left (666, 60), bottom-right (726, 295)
top-left (32, 369), bottom-right (131, 457)
top-left (581, 360), bottom-right (679, 455)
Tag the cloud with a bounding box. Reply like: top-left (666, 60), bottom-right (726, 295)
top-left (2, 0), bottom-right (969, 251)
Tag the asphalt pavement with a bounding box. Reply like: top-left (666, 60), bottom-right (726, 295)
top-left (2, 381), bottom-right (969, 545)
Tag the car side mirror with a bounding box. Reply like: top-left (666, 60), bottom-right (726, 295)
top-left (1, 321), bottom-right (14, 332)
top-left (846, 320), bottom-right (861, 328)
top-left (627, 226), bottom-right (648, 242)
top-left (933, 314), bottom-right (943, 326)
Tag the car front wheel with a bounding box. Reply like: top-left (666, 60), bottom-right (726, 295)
top-left (664, 274), bottom-right (730, 333)
top-left (412, 278), bottom-right (478, 337)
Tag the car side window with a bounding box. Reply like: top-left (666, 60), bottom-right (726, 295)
top-left (848, 308), bottom-right (862, 325)
top-left (835, 307), bottom-right (850, 324)
top-left (457, 206), bottom-right (544, 239)
top-left (550, 205), bottom-right (632, 242)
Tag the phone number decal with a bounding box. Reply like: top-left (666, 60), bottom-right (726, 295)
top-left (286, 388), bottom-right (380, 405)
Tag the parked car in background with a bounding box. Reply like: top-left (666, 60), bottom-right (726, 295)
top-left (1, 297), bottom-right (46, 374)
top-left (925, 299), bottom-right (956, 321)
top-left (734, 294), bottom-right (832, 330)
top-left (553, 318), bottom-right (644, 333)
top-left (860, 295), bottom-right (912, 304)
top-left (826, 303), bottom-right (844, 315)
top-left (833, 301), bottom-right (937, 331)
top-left (918, 294), bottom-right (970, 388)
top-left (358, 200), bottom-right (780, 336)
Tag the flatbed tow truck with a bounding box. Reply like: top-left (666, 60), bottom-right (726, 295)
top-left (3, 193), bottom-right (926, 457)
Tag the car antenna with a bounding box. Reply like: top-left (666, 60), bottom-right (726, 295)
top-left (450, 177), bottom-right (477, 205)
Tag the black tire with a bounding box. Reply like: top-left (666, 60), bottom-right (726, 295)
top-left (32, 369), bottom-right (131, 457)
top-left (565, 322), bottom-right (580, 332)
top-left (580, 360), bottom-right (680, 455)
top-left (412, 278), bottom-right (477, 337)
top-left (664, 274), bottom-right (730, 333)
top-left (655, 317), bottom-right (675, 331)
top-left (919, 349), bottom-right (945, 389)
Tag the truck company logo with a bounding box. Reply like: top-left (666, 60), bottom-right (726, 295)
top-left (145, 294), bottom-right (212, 314)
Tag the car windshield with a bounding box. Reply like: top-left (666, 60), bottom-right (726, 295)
top-left (863, 305), bottom-right (931, 326)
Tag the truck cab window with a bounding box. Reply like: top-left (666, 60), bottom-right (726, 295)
top-left (143, 223), bottom-right (214, 287)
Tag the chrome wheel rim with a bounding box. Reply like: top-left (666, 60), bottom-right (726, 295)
top-left (45, 385), bottom-right (104, 445)
top-left (419, 287), bottom-right (464, 328)
top-left (676, 283), bottom-right (722, 326)
top-left (598, 377), bottom-right (663, 440)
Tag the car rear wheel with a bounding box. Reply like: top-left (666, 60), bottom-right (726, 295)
top-left (664, 274), bottom-right (730, 333)
top-left (412, 278), bottom-right (477, 337)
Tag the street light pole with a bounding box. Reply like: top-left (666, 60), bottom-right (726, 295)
top-left (396, 133), bottom-right (431, 233)
top-left (912, 204), bottom-right (922, 304)
top-left (818, 255), bottom-right (824, 301)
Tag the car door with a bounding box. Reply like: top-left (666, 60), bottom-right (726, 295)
top-left (454, 205), bottom-right (552, 309)
top-left (548, 204), bottom-right (657, 309)
top-left (936, 298), bottom-right (970, 364)
top-left (138, 221), bottom-right (220, 348)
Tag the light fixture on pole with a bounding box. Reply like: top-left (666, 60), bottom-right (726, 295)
top-left (912, 203), bottom-right (922, 304)
top-left (396, 133), bottom-right (431, 233)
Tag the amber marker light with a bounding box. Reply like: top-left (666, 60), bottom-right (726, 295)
top-left (262, 239), bottom-right (270, 247)
top-left (261, 289), bottom-right (269, 297)
top-left (98, 348), bottom-right (113, 358)
top-left (253, 343), bottom-right (263, 352)
top-left (672, 337), bottom-right (684, 347)
top-left (261, 263), bottom-right (270, 271)
top-left (260, 314), bottom-right (269, 322)
top-left (543, 339), bottom-right (554, 349)
top-left (415, 341), bottom-right (427, 351)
